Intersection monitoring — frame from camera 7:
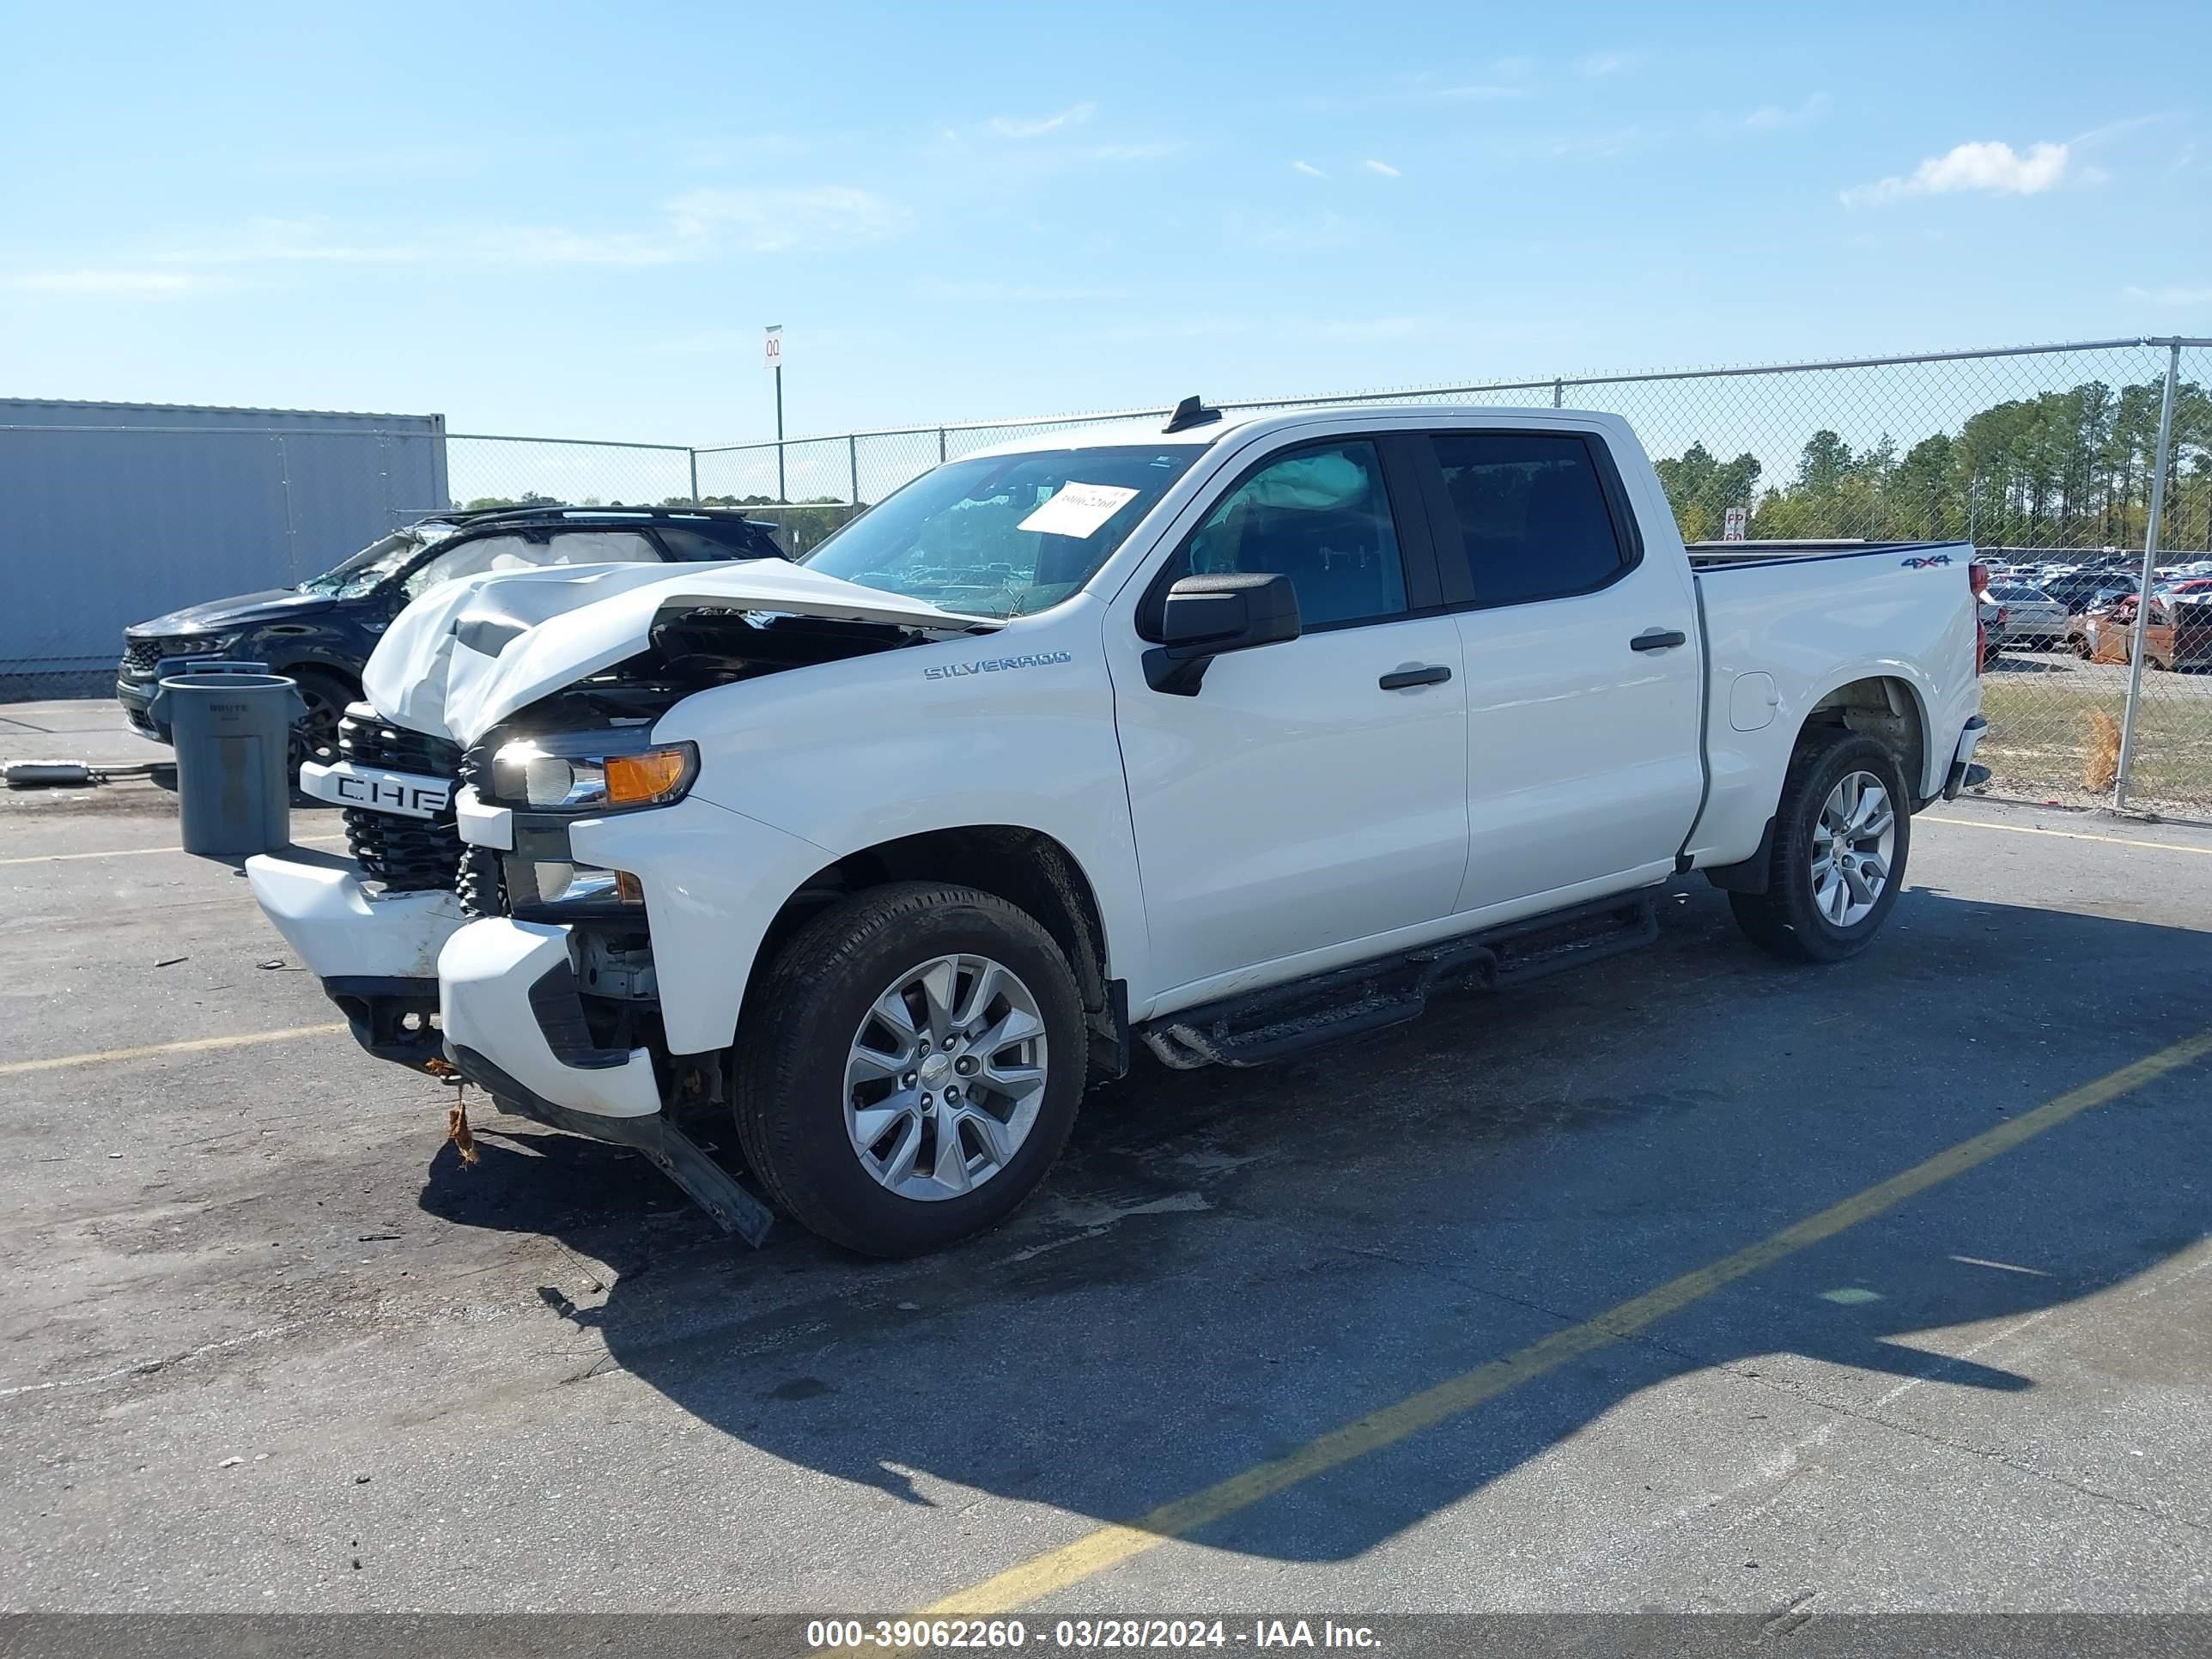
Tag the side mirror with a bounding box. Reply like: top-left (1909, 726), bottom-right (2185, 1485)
top-left (1144, 573), bottom-right (1301, 696)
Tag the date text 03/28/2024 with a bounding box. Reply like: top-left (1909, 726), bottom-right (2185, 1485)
top-left (805, 1618), bottom-right (1382, 1650)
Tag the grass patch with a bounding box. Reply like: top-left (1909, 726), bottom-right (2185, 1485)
top-left (1976, 667), bottom-right (2212, 815)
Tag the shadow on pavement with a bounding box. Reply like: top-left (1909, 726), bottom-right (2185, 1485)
top-left (417, 879), bottom-right (2212, 1562)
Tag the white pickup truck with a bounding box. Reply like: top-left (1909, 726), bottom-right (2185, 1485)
top-left (248, 402), bottom-right (1990, 1256)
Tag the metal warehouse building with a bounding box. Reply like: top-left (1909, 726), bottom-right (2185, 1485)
top-left (0, 398), bottom-right (447, 696)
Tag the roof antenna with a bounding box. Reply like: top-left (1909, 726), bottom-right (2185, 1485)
top-left (1163, 394), bottom-right (1223, 434)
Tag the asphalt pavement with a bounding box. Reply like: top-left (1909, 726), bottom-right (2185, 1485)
top-left (3, 695), bottom-right (2210, 1626)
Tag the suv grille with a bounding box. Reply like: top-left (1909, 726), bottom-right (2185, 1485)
top-left (338, 703), bottom-right (465, 893)
top-left (121, 638), bottom-right (164, 676)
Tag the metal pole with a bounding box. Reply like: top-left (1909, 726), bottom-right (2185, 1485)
top-left (2112, 343), bottom-right (2182, 812)
top-left (1551, 379), bottom-right (1564, 410)
top-left (775, 365), bottom-right (787, 503)
top-left (938, 427), bottom-right (947, 463)
top-left (275, 434), bottom-right (301, 584)
top-left (848, 434), bottom-right (860, 508)
top-left (688, 448), bottom-right (700, 507)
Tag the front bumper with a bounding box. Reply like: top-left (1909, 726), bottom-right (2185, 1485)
top-left (246, 854), bottom-right (466, 1066)
top-left (438, 917), bottom-right (663, 1120)
top-left (115, 676), bottom-right (167, 742)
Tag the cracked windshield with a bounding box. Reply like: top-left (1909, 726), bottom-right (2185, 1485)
top-left (800, 445), bottom-right (1200, 617)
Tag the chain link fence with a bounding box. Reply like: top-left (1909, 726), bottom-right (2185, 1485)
top-left (8, 338), bottom-right (2209, 817)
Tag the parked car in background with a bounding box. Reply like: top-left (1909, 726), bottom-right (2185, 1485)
top-left (118, 506), bottom-right (784, 771)
top-left (1984, 582), bottom-right (2069, 648)
top-left (2074, 593), bottom-right (2212, 671)
top-left (2044, 568), bottom-right (2140, 615)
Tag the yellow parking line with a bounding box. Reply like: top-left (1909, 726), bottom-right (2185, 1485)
top-left (0, 833), bottom-right (346, 868)
top-left (0, 1024), bottom-right (347, 1078)
top-left (921, 1027), bottom-right (2212, 1616)
top-left (1921, 816), bottom-right (2212, 856)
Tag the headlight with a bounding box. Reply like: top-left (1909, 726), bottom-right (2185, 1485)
top-left (165, 632), bottom-right (241, 657)
top-left (494, 735), bottom-right (697, 812)
top-left (527, 862), bottom-right (643, 908)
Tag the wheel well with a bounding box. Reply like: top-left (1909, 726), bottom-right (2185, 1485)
top-left (1799, 676), bottom-right (1926, 799)
top-left (750, 826), bottom-right (1115, 1027)
top-left (283, 664), bottom-right (358, 699)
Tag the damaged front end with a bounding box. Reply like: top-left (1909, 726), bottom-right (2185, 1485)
top-left (248, 704), bottom-right (468, 1072)
top-left (251, 565), bottom-right (977, 1241)
top-left (430, 620), bottom-right (932, 1244)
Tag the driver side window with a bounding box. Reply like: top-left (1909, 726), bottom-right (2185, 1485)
top-left (1168, 441), bottom-right (1408, 629)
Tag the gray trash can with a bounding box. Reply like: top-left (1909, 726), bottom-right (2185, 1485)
top-left (150, 662), bottom-right (306, 857)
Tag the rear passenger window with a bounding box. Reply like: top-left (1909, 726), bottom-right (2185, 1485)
top-left (1431, 433), bottom-right (1629, 607)
top-left (1170, 441), bottom-right (1408, 629)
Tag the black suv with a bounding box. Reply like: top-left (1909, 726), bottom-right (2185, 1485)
top-left (118, 505), bottom-right (783, 768)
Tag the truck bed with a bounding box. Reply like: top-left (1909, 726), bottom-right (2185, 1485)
top-left (1680, 537), bottom-right (1982, 868)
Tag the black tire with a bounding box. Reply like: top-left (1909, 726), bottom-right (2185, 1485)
top-left (1729, 729), bottom-right (1911, 964)
top-left (731, 882), bottom-right (1086, 1256)
top-left (286, 668), bottom-right (354, 777)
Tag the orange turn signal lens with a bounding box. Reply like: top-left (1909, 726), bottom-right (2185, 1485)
top-left (603, 746), bottom-right (694, 805)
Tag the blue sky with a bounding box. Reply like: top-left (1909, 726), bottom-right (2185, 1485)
top-left (3, 0), bottom-right (2207, 446)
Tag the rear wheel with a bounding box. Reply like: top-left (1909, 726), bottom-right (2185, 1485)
top-left (732, 882), bottom-right (1086, 1256)
top-left (1729, 731), bottom-right (1911, 964)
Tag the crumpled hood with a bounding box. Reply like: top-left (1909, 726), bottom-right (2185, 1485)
top-left (130, 590), bottom-right (335, 635)
top-left (362, 558), bottom-right (994, 745)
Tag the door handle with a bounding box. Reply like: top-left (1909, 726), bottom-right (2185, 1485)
top-left (1378, 663), bottom-right (1453, 690)
top-left (1630, 629), bottom-right (1688, 652)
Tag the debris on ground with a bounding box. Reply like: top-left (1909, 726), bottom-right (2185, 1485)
top-left (5, 760), bottom-right (172, 789)
top-left (447, 1097), bottom-right (478, 1166)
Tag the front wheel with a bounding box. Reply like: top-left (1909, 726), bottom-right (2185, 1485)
top-left (732, 883), bottom-right (1086, 1256)
top-left (286, 669), bottom-right (354, 778)
top-left (1729, 731), bottom-right (1911, 964)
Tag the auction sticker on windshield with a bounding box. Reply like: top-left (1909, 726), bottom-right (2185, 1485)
top-left (1018, 482), bottom-right (1140, 539)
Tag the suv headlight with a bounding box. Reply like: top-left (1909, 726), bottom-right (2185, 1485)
top-left (164, 632), bottom-right (242, 657)
top-left (493, 733), bottom-right (697, 812)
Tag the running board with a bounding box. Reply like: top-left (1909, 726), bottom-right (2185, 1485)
top-left (1137, 893), bottom-right (1659, 1070)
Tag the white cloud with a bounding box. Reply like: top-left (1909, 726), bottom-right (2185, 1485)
top-left (150, 190), bottom-right (902, 270)
top-left (1292, 160), bottom-right (1328, 179)
top-left (1224, 209), bottom-right (1359, 253)
top-left (986, 102), bottom-right (1096, 138)
top-left (917, 280), bottom-right (1136, 303)
top-left (1841, 139), bottom-right (2069, 207)
top-left (160, 221), bottom-right (424, 264)
top-left (3, 270), bottom-right (217, 294)
top-left (668, 185), bottom-right (903, 252)
top-left (1078, 140), bottom-right (1181, 162)
top-left (1578, 52), bottom-right (1637, 76)
top-left (1364, 159), bottom-right (1402, 178)
top-left (160, 218), bottom-right (688, 268)
top-left (1738, 92), bottom-right (1832, 131)
top-left (1418, 83), bottom-right (1525, 102)
top-left (1302, 79), bottom-right (1524, 112)
top-left (2121, 284), bottom-right (2212, 307)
